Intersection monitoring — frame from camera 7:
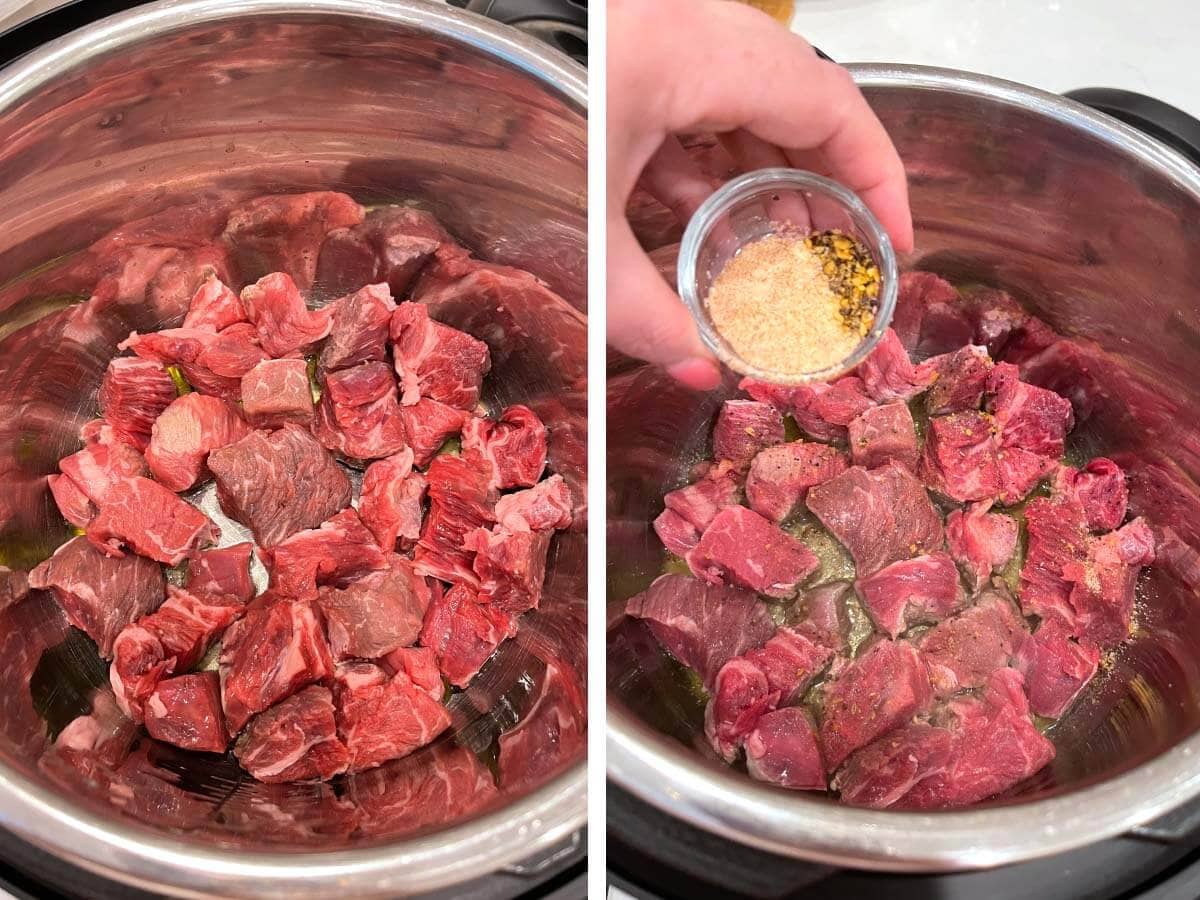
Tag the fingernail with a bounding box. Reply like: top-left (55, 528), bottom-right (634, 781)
top-left (667, 357), bottom-right (722, 391)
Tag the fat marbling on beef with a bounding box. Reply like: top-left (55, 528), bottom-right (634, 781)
top-left (334, 660), bottom-right (451, 773)
top-left (240, 358), bottom-right (314, 427)
top-left (687, 506), bottom-right (819, 599)
top-left (358, 448), bottom-right (427, 551)
top-left (317, 556), bottom-right (430, 661)
top-left (145, 672), bottom-right (229, 753)
top-left (234, 685), bottom-right (350, 783)
top-left (145, 393), bottom-right (252, 492)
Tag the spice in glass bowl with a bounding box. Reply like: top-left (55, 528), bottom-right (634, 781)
top-left (705, 229), bottom-right (880, 377)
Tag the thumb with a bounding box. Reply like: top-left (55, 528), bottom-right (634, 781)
top-left (607, 220), bottom-right (722, 391)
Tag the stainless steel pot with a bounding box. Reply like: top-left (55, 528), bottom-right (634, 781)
top-left (608, 65), bottom-right (1200, 870)
top-left (0, 1), bottom-right (586, 896)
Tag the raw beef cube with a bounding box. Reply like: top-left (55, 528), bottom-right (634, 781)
top-left (463, 405), bottom-right (549, 490)
top-left (319, 282), bottom-right (395, 373)
top-left (223, 191), bottom-right (363, 290)
top-left (145, 672), bottom-right (229, 753)
top-left (220, 598), bottom-right (334, 733)
top-left (795, 581), bottom-right (851, 652)
top-left (419, 583), bottom-right (515, 687)
top-left (48, 473), bottom-right (96, 529)
top-left (986, 362), bottom-right (1075, 457)
top-left (266, 508), bottom-right (390, 599)
top-left (1016, 622), bottom-right (1100, 718)
top-left (79, 419), bottom-right (119, 446)
top-left (465, 526), bottom-right (552, 614)
top-left (925, 345), bottom-right (993, 415)
top-left (834, 722), bottom-right (954, 809)
top-left (1063, 517), bottom-right (1155, 647)
top-left (240, 358), bottom-right (314, 427)
top-left (917, 302), bottom-right (974, 357)
top-left (186, 543), bottom-right (255, 603)
top-left (946, 501), bottom-right (1019, 591)
top-left (919, 589), bottom-right (1027, 697)
top-left (901, 669), bottom-right (1054, 809)
top-left (497, 656), bottom-right (586, 789)
top-left (240, 272), bottom-right (334, 357)
top-left (494, 475), bottom-right (573, 533)
top-left (960, 287), bottom-right (1029, 357)
top-left (996, 446), bottom-right (1058, 505)
top-left (744, 707), bottom-right (826, 791)
top-left (654, 509), bottom-right (700, 557)
top-left (856, 329), bottom-right (936, 403)
top-left (855, 553), bottom-right (964, 638)
top-left (1060, 458), bottom-right (1128, 532)
top-left (183, 273), bottom-right (245, 331)
top-left (181, 323), bottom-right (269, 399)
top-left (687, 506), bottom-right (818, 599)
top-left (741, 376), bottom-right (873, 444)
top-left (317, 557), bottom-right (430, 660)
top-left (414, 451), bottom-right (497, 586)
top-left (29, 536), bottom-right (164, 657)
top-left (624, 574), bottom-right (777, 690)
top-left (208, 425), bottom-right (352, 547)
top-left (920, 411), bottom-right (1001, 502)
top-left (87, 476), bottom-right (217, 565)
top-left (746, 627), bottom-right (834, 706)
top-left (99, 357), bottom-right (178, 450)
top-left (57, 442), bottom-right (148, 514)
top-left (381, 645), bottom-right (444, 700)
top-left (400, 398), bottom-right (468, 468)
top-left (391, 302), bottom-right (491, 409)
top-left (1019, 489), bottom-right (1091, 628)
top-left (746, 442), bottom-right (847, 523)
top-left (359, 449), bottom-right (427, 550)
top-left (819, 639), bottom-right (933, 771)
top-left (712, 400), bottom-right (785, 471)
top-left (351, 742), bottom-right (499, 838)
top-left (807, 464), bottom-right (944, 576)
top-left (146, 394), bottom-right (252, 492)
top-left (0, 566), bottom-right (29, 614)
top-left (334, 661), bottom-right (451, 772)
top-left (848, 402), bottom-right (919, 471)
top-left (315, 361), bottom-right (408, 460)
top-left (705, 657), bottom-right (774, 761)
top-left (662, 462), bottom-right (743, 531)
top-left (316, 207), bottom-right (450, 298)
top-left (892, 271), bottom-right (960, 351)
top-left (235, 685), bottom-right (350, 783)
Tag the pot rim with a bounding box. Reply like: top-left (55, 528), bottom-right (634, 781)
top-left (607, 62), bottom-right (1200, 873)
top-left (0, 0), bottom-right (585, 897)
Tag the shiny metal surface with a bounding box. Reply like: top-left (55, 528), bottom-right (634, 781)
top-left (608, 65), bottom-right (1200, 869)
top-left (0, 0), bottom-right (585, 896)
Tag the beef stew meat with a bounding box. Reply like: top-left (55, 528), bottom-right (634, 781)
top-left (29, 193), bottom-right (576, 808)
top-left (629, 272), bottom-right (1160, 809)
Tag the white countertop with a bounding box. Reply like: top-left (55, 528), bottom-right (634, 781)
top-left (793, 0), bottom-right (1200, 120)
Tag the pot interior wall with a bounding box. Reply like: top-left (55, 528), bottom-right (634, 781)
top-left (0, 10), bottom-right (586, 849)
top-left (608, 79), bottom-right (1200, 804)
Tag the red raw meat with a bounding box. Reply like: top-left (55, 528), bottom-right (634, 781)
top-left (919, 589), bottom-right (1027, 697)
top-left (29, 537), bottom-right (164, 658)
top-left (662, 462), bottom-right (742, 531)
top-left (497, 657), bottom-right (586, 789)
top-left (892, 272), bottom-right (960, 351)
top-left (391, 302), bottom-right (491, 409)
top-left (745, 442), bottom-right (847, 523)
top-left (414, 451), bottom-right (497, 586)
top-left (624, 574), bottom-right (775, 690)
top-left (746, 627), bottom-right (833, 706)
top-left (319, 282), bottom-right (395, 373)
top-left (223, 191), bottom-right (363, 290)
top-left (996, 446), bottom-right (1058, 505)
top-left (918, 301), bottom-right (975, 358)
top-left (99, 356), bottom-right (178, 451)
top-left (795, 581), bottom-right (851, 652)
top-left (400, 398), bottom-right (468, 468)
top-left (351, 742), bottom-right (499, 838)
top-left (848, 401), bottom-right (919, 471)
top-left (80, 418), bottom-right (120, 446)
top-left (807, 463), bottom-right (944, 576)
top-left (654, 509), bottom-right (700, 557)
top-left (266, 508), bottom-right (390, 600)
top-left (960, 287), bottom-right (1030, 357)
top-left (987, 362), bottom-right (1075, 457)
top-left (466, 526), bottom-right (552, 614)
top-left (463, 405), bottom-right (548, 489)
top-left (181, 323), bottom-right (270, 399)
top-left (1019, 477), bottom-right (1092, 628)
top-left (856, 553), bottom-right (964, 638)
top-left (0, 567), bottom-right (29, 614)
top-left (920, 411), bottom-right (1001, 502)
top-left (359, 448), bottom-right (427, 550)
top-left (240, 358), bottom-right (314, 427)
top-left (187, 543), bottom-right (254, 603)
top-left (924, 344), bottom-right (992, 415)
top-left (334, 661), bottom-right (451, 772)
top-left (146, 393), bottom-right (252, 492)
top-left (834, 722), bottom-right (954, 809)
top-left (745, 707), bottom-right (826, 791)
top-left (381, 645), bottom-right (443, 700)
top-left (495, 475), bottom-right (573, 533)
top-left (687, 506), bottom-right (818, 599)
top-left (208, 424), bottom-right (352, 548)
top-left (87, 476), bottom-right (217, 565)
top-left (235, 685), bottom-right (350, 783)
top-left (240, 272), bottom-right (334, 357)
top-left (317, 556), bottom-right (430, 660)
top-left (856, 329), bottom-right (936, 403)
top-left (58, 440), bottom-right (148, 504)
top-left (145, 672), bottom-right (230, 753)
top-left (1016, 622), bottom-right (1101, 718)
top-left (220, 598), bottom-right (334, 733)
top-left (946, 501), bottom-right (1019, 591)
top-left (712, 400), bottom-right (785, 471)
top-left (819, 639), bottom-right (933, 771)
top-left (419, 583), bottom-right (515, 688)
top-left (740, 376), bottom-right (873, 444)
top-left (183, 273), bottom-right (245, 331)
top-left (48, 474), bottom-right (95, 529)
top-left (316, 207), bottom-right (451, 298)
top-left (1063, 517), bottom-right (1155, 647)
top-left (315, 360), bottom-right (408, 460)
top-left (1060, 458), bottom-right (1128, 532)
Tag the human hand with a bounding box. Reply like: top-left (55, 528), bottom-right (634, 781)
top-left (607, 0), bottom-right (914, 390)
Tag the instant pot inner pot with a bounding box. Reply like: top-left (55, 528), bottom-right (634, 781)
top-left (609, 81), bottom-right (1200, 805)
top-left (0, 10), bottom-right (586, 849)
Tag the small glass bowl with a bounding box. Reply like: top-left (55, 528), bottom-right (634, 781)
top-left (677, 168), bottom-right (898, 385)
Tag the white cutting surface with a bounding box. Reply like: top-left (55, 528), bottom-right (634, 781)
top-left (793, 0), bottom-right (1200, 120)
